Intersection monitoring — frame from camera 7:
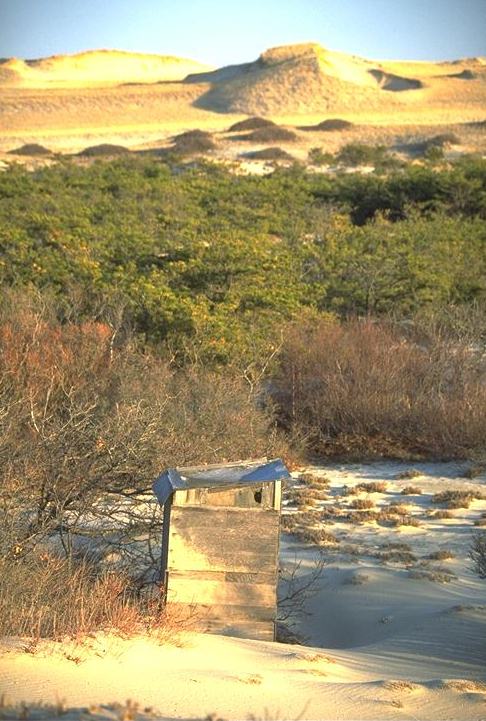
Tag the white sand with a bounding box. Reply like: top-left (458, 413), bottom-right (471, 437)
top-left (1, 460), bottom-right (485, 720)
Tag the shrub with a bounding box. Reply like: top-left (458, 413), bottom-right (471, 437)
top-left (396, 469), bottom-right (421, 480)
top-left (301, 119), bottom-right (354, 132)
top-left (431, 490), bottom-right (480, 508)
top-left (171, 130), bottom-right (216, 154)
top-left (77, 144), bottom-right (131, 157)
top-left (229, 117), bottom-right (276, 132)
top-left (428, 549), bottom-right (455, 560)
top-left (241, 147), bottom-right (294, 161)
top-left (470, 533), bottom-right (486, 578)
top-left (273, 318), bottom-right (486, 458)
top-left (8, 143), bottom-right (52, 156)
top-left (350, 498), bottom-right (375, 510)
top-left (307, 147), bottom-right (334, 165)
top-left (240, 126), bottom-right (297, 143)
top-left (401, 485), bottom-right (423, 495)
top-left (356, 481), bottom-right (388, 493)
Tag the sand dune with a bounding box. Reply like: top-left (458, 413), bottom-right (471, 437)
top-left (0, 43), bottom-right (485, 154)
top-left (0, 49), bottom-right (212, 88)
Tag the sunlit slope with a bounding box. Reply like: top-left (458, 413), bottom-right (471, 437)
top-left (186, 42), bottom-right (486, 114)
top-left (0, 49), bottom-right (213, 88)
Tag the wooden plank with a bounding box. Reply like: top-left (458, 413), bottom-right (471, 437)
top-left (169, 601), bottom-right (276, 623)
top-left (167, 576), bottom-right (276, 607)
top-left (168, 569), bottom-right (276, 584)
top-left (167, 506), bottom-right (280, 573)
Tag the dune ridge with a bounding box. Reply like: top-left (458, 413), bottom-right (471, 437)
top-left (0, 49), bottom-right (213, 88)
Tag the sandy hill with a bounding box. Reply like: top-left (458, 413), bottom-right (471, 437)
top-left (0, 49), bottom-right (213, 88)
top-left (186, 42), bottom-right (486, 115)
top-left (1, 42), bottom-right (485, 154)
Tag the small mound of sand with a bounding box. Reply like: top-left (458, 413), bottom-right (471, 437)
top-left (8, 143), bottom-right (52, 156)
top-left (300, 118), bottom-right (354, 132)
top-left (237, 126), bottom-right (297, 143)
top-left (78, 143), bottom-right (131, 157)
top-left (228, 117), bottom-right (276, 132)
top-left (240, 147), bottom-right (294, 161)
top-left (171, 129), bottom-right (216, 154)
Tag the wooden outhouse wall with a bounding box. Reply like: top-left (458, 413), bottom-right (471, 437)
top-left (163, 482), bottom-right (281, 640)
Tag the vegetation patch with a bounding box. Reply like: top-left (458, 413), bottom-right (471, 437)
top-left (8, 143), bottom-right (52, 156)
top-left (241, 147), bottom-right (294, 161)
top-left (77, 143), bottom-right (131, 156)
top-left (228, 116), bottom-right (276, 132)
top-left (300, 118), bottom-right (354, 131)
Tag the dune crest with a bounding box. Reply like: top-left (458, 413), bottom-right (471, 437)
top-left (0, 49), bottom-right (213, 88)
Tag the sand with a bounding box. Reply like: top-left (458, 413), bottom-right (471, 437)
top-left (1, 460), bottom-right (485, 720)
top-left (1, 43), bottom-right (485, 157)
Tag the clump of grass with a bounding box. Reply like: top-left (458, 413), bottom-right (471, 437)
top-left (401, 485), bottom-right (423, 495)
top-left (379, 549), bottom-right (417, 564)
top-left (396, 468), bottom-right (421, 480)
top-left (433, 509), bottom-right (454, 519)
top-left (345, 510), bottom-right (381, 524)
top-left (342, 485), bottom-right (359, 496)
top-left (408, 567), bottom-right (456, 583)
top-left (432, 490), bottom-right (483, 509)
top-left (356, 481), bottom-right (388, 493)
top-left (428, 549), bottom-right (455, 560)
top-left (473, 518), bottom-right (486, 527)
top-left (299, 473), bottom-right (330, 488)
top-left (293, 527), bottom-right (340, 546)
top-left (390, 515), bottom-right (422, 528)
top-left (350, 498), bottom-right (375, 510)
top-left (387, 503), bottom-right (409, 515)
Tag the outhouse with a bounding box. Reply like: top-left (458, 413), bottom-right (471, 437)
top-left (152, 458), bottom-right (290, 641)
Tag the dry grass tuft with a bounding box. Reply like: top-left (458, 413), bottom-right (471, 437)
top-left (401, 485), bottom-right (423, 495)
top-left (428, 549), bottom-right (455, 560)
top-left (432, 490), bottom-right (484, 509)
top-left (408, 567), bottom-right (456, 582)
top-left (396, 469), bottom-right (421, 480)
top-left (350, 498), bottom-right (375, 510)
top-left (356, 481), bottom-right (388, 493)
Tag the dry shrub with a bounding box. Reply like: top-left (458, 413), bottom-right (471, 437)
top-left (356, 481), bottom-right (388, 493)
top-left (0, 291), bottom-right (282, 636)
top-left (8, 143), bottom-right (52, 156)
top-left (273, 318), bottom-right (486, 458)
top-left (228, 117), bottom-right (276, 132)
top-left (300, 118), bottom-right (354, 132)
top-left (432, 490), bottom-right (483, 508)
top-left (396, 469), bottom-right (421, 480)
top-left (238, 126), bottom-right (297, 143)
top-left (379, 549), bottom-right (416, 564)
top-left (401, 485), bottom-right (423, 495)
top-left (78, 144), bottom-right (131, 157)
top-left (293, 528), bottom-right (339, 546)
top-left (241, 147), bottom-right (294, 161)
top-left (390, 515), bottom-right (422, 527)
top-left (171, 130), bottom-right (216, 154)
top-left (434, 510), bottom-right (454, 519)
top-left (408, 567), bottom-right (456, 582)
top-left (428, 549), bottom-right (455, 560)
top-left (350, 498), bottom-right (375, 510)
top-left (0, 552), bottom-right (148, 638)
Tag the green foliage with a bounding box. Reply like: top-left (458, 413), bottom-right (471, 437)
top-left (0, 155), bottom-right (485, 364)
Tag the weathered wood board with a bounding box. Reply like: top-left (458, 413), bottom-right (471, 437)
top-left (163, 483), bottom-right (281, 640)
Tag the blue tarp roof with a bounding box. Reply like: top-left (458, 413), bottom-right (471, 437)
top-left (152, 458), bottom-right (290, 506)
